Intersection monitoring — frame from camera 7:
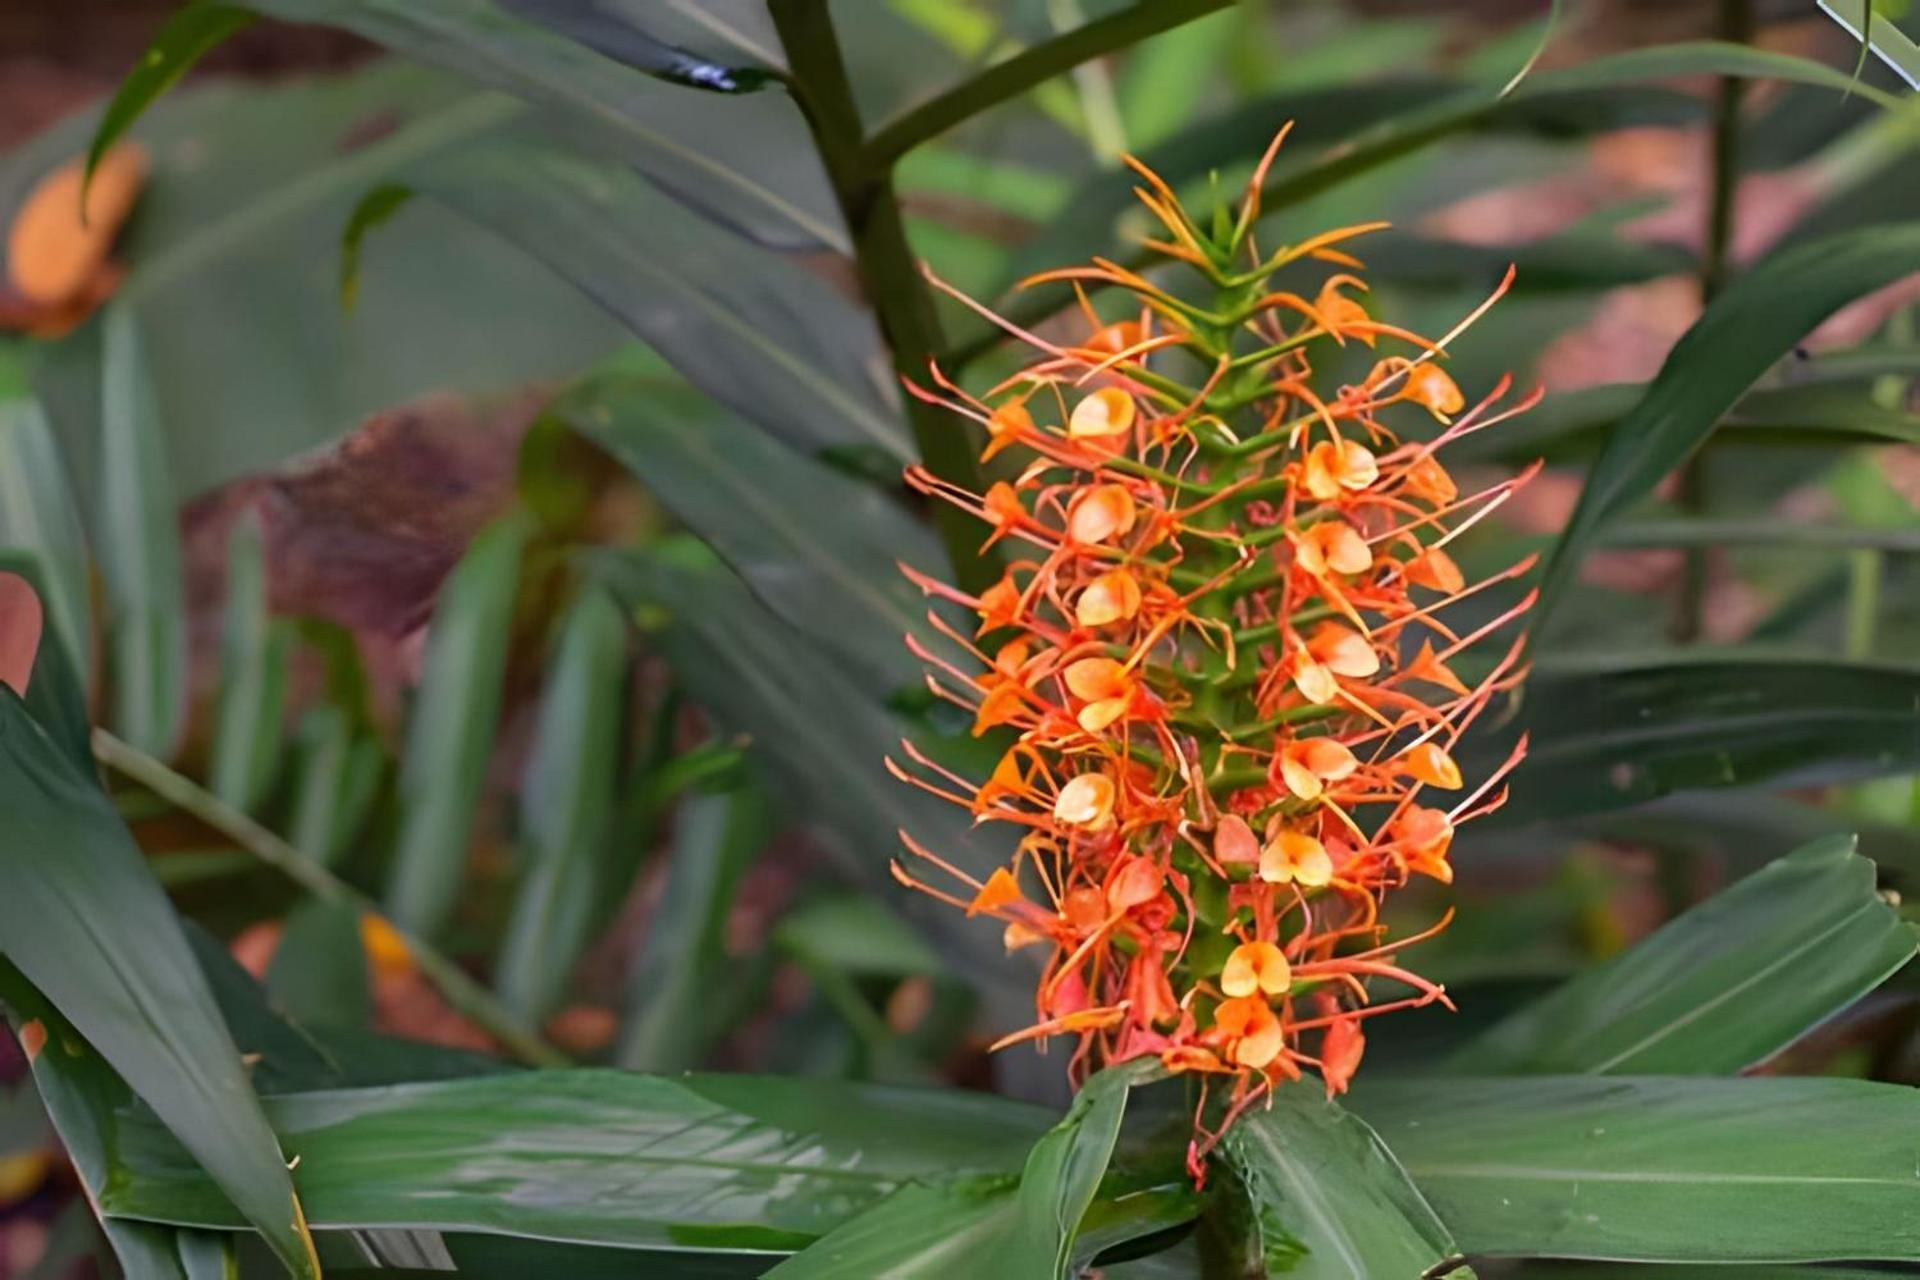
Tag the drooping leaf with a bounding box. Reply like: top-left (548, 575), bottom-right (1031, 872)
top-left (1451, 835), bottom-right (1916, 1074)
top-left (1535, 222), bottom-right (1920, 632)
top-left (385, 515), bottom-right (529, 939)
top-left (336, 182), bottom-right (416, 309)
top-left (0, 398), bottom-right (90, 678)
top-left (552, 369), bottom-right (934, 687)
top-left (1221, 1090), bottom-right (1463, 1280)
top-left (1471, 654), bottom-right (1920, 824)
top-left (105, 1071), bottom-right (1052, 1253)
top-left (209, 515), bottom-right (290, 814)
top-left (1356, 1075), bottom-right (1920, 1262)
top-left (0, 692), bottom-right (317, 1276)
top-left (412, 147), bottom-right (904, 458)
top-left (497, 587), bottom-right (629, 1022)
top-left (617, 780), bottom-right (773, 1072)
top-left (95, 303), bottom-right (185, 759)
top-left (84, 2), bottom-right (255, 187)
top-left (1010, 1060), bottom-right (1162, 1279)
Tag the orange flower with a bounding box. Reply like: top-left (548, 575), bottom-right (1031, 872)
top-left (1067, 483), bottom-right (1137, 544)
top-left (1076, 568), bottom-right (1143, 627)
top-left (1220, 941), bottom-right (1291, 998)
top-left (1303, 439), bottom-right (1379, 501)
top-left (1053, 773), bottom-right (1116, 829)
top-left (1260, 830), bottom-right (1334, 887)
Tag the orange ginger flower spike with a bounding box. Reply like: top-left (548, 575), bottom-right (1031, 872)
top-left (889, 127), bottom-right (1540, 1167)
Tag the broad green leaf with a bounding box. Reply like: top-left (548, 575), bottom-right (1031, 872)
top-left (1536, 223), bottom-right (1920, 632)
top-left (1356, 1075), bottom-right (1920, 1262)
top-left (1824, 0), bottom-right (1920, 88)
top-left (285, 705), bottom-right (384, 869)
top-left (385, 516), bottom-right (529, 938)
top-left (208, 515), bottom-right (289, 814)
top-left (764, 1179), bottom-right (1023, 1279)
top-left (1011, 1060), bottom-right (1161, 1279)
top-left (84, 2), bottom-right (255, 186)
top-left (243, 0), bottom-right (843, 251)
top-left (498, 588), bottom-right (628, 1022)
top-left (0, 399), bottom-right (90, 679)
top-left (617, 780), bottom-right (773, 1072)
top-left (0, 553), bottom-right (93, 771)
top-left (0, 693), bottom-right (317, 1276)
top-left (773, 895), bottom-right (943, 978)
top-left (105, 1070), bottom-right (1052, 1251)
top-left (0, 964), bottom-right (193, 1280)
top-left (412, 147), bottom-right (904, 458)
top-left (1451, 835), bottom-right (1916, 1074)
top-left (175, 1229), bottom-right (238, 1280)
top-left (1472, 655), bottom-right (1920, 824)
top-left (553, 369), bottom-right (934, 687)
top-left (1222, 1090), bottom-right (1462, 1280)
top-left (95, 304), bottom-right (185, 759)
top-left (266, 898), bottom-right (372, 1030)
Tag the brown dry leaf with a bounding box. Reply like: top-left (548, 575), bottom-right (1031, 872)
top-left (6, 142), bottom-right (147, 307)
top-left (0, 571), bottom-right (43, 697)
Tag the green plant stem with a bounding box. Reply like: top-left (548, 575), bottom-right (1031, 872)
top-left (769, 0), bottom-right (998, 592)
top-left (1674, 0), bottom-right (1754, 645)
top-left (91, 728), bottom-right (569, 1068)
top-left (862, 0), bottom-right (1233, 168)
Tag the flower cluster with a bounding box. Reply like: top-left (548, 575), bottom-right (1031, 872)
top-left (889, 131), bottom-right (1537, 1164)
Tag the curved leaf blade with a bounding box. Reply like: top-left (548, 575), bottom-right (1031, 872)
top-left (1536, 223), bottom-right (1920, 632)
top-left (385, 516), bottom-right (529, 939)
top-left (1450, 834), bottom-right (1917, 1075)
top-left (85, 3), bottom-right (254, 186)
top-left (0, 398), bottom-right (91, 679)
top-left (209, 515), bottom-right (289, 814)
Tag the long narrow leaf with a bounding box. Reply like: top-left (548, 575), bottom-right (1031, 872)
top-left (0, 398), bottom-right (91, 677)
top-left (209, 515), bottom-right (289, 813)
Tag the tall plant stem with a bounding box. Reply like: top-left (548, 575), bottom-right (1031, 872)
top-left (1674, 0), bottom-right (1754, 643)
top-left (92, 728), bottom-right (570, 1068)
top-left (768, 0), bottom-right (997, 592)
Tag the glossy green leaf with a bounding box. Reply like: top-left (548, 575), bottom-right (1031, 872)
top-left (95, 304), bottom-right (185, 759)
top-left (1357, 1076), bottom-right (1920, 1262)
top-left (209, 516), bottom-right (289, 814)
top-left (0, 398), bottom-right (90, 678)
top-left (285, 705), bottom-right (384, 870)
top-left (618, 780), bottom-right (773, 1072)
top-left (1452, 835), bottom-right (1916, 1074)
top-left (0, 964), bottom-right (193, 1280)
top-left (106, 1071), bottom-right (1052, 1252)
top-left (174, 1229), bottom-right (238, 1280)
top-left (1222, 1090), bottom-right (1462, 1280)
top-left (85, 2), bottom-right (254, 186)
top-left (553, 369), bottom-right (933, 686)
top-left (498, 588), bottom-right (628, 1022)
top-left (1536, 223), bottom-right (1920, 632)
top-left (244, 0), bottom-right (842, 251)
top-left (266, 898), bottom-right (372, 1030)
top-left (1824, 0), bottom-right (1920, 88)
top-left (0, 693), bottom-right (316, 1276)
top-left (1012, 1060), bottom-right (1161, 1279)
top-left (385, 515), bottom-right (529, 939)
top-left (412, 147), bottom-right (904, 458)
top-left (1473, 655), bottom-right (1920, 824)
top-left (763, 1179), bottom-right (1023, 1279)
top-left (496, 0), bottom-right (777, 90)
top-left (0, 553), bottom-right (93, 771)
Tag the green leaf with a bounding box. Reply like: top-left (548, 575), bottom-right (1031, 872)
top-left (495, 0), bottom-right (778, 91)
top-left (0, 398), bottom-right (91, 680)
top-left (242, 0), bottom-right (843, 250)
top-left (285, 705), bottom-right (384, 869)
top-left (1221, 1090), bottom-right (1463, 1280)
top-left (385, 516), bottom-right (529, 938)
top-left (1474, 655), bottom-right (1920, 824)
top-left (0, 552), bottom-right (94, 771)
top-left (1536, 223), bottom-right (1920, 632)
top-left (763, 1179), bottom-right (1023, 1279)
top-left (0, 694), bottom-right (318, 1276)
top-left (498, 588), bottom-right (628, 1022)
top-left (175, 1230), bottom-right (238, 1280)
top-left (209, 515), bottom-right (290, 814)
top-left (1357, 1075), bottom-right (1920, 1262)
top-left (95, 304), bottom-right (185, 759)
top-left (773, 895), bottom-right (943, 978)
top-left (85, 3), bottom-right (254, 187)
top-left (617, 779), bottom-right (773, 1071)
top-left (554, 370), bottom-right (934, 687)
top-left (336, 182), bottom-right (415, 309)
top-left (105, 1071), bottom-right (1053, 1251)
top-left (0, 963), bottom-right (193, 1280)
top-left (414, 148), bottom-right (905, 458)
top-left (1451, 835), bottom-right (1915, 1074)
top-left (266, 898), bottom-right (372, 1030)
top-left (1824, 0), bottom-right (1920, 88)
top-left (1011, 1060), bottom-right (1161, 1279)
